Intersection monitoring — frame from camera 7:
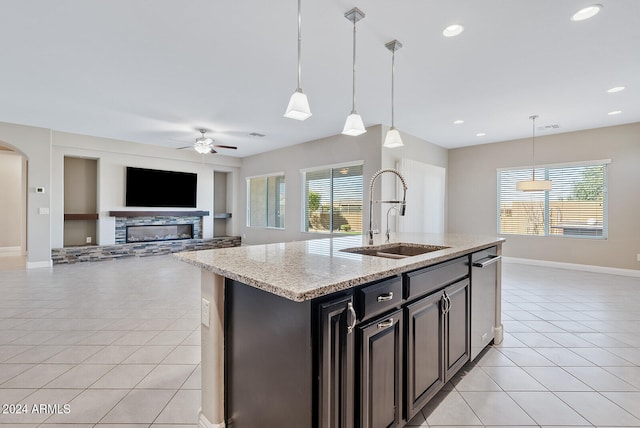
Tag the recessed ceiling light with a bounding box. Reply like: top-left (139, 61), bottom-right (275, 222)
top-left (443, 24), bottom-right (464, 37)
top-left (571, 4), bottom-right (602, 21)
top-left (453, 119), bottom-right (464, 125)
top-left (607, 86), bottom-right (625, 93)
top-left (608, 110), bottom-right (622, 115)
top-left (476, 132), bottom-right (486, 137)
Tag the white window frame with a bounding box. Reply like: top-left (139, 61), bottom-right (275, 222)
top-left (246, 172), bottom-right (286, 230)
top-left (497, 159), bottom-right (610, 239)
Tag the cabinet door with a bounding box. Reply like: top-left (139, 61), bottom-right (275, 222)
top-left (405, 290), bottom-right (445, 420)
top-left (318, 294), bottom-right (356, 428)
top-left (358, 309), bottom-right (403, 428)
top-left (444, 279), bottom-right (470, 380)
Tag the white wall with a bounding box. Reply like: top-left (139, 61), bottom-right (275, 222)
top-left (0, 122), bottom-right (52, 267)
top-left (239, 125), bottom-right (449, 245)
top-left (380, 126), bottom-right (449, 235)
top-left (239, 127), bottom-right (382, 245)
top-left (448, 122), bottom-right (640, 271)
top-left (0, 120), bottom-right (242, 267)
top-left (51, 131), bottom-right (242, 247)
top-left (0, 151), bottom-right (24, 250)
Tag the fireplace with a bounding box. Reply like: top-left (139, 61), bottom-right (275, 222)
top-left (126, 224), bottom-right (193, 243)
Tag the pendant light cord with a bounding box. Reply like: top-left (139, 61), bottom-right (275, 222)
top-left (391, 48), bottom-right (396, 128)
top-left (530, 115), bottom-right (537, 180)
top-left (297, 0), bottom-right (302, 90)
top-left (351, 19), bottom-right (357, 113)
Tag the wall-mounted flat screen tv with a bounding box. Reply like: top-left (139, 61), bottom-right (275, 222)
top-left (125, 167), bottom-right (197, 208)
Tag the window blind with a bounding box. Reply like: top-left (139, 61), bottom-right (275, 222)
top-left (304, 164), bottom-right (363, 233)
top-left (498, 162), bottom-right (607, 238)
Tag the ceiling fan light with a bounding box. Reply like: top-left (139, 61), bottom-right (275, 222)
top-left (342, 112), bottom-right (367, 136)
top-left (193, 141), bottom-right (211, 154)
top-left (284, 90), bottom-right (312, 120)
top-left (195, 136), bottom-right (213, 145)
top-left (516, 180), bottom-right (553, 192)
top-left (383, 127), bottom-right (404, 148)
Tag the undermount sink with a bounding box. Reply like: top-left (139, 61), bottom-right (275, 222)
top-left (340, 243), bottom-right (449, 259)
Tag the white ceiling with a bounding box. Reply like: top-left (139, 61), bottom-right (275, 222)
top-left (1, 0), bottom-right (638, 158)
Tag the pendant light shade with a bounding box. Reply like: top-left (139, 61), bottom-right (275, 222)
top-left (383, 127), bottom-right (403, 148)
top-left (517, 115), bottom-right (552, 191)
top-left (343, 112), bottom-right (366, 136)
top-left (342, 8), bottom-right (366, 136)
top-left (284, 0), bottom-right (311, 120)
top-left (383, 40), bottom-right (403, 148)
top-left (284, 90), bottom-right (312, 121)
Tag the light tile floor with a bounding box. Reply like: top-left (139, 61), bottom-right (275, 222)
top-left (0, 255), bottom-right (202, 427)
top-left (407, 262), bottom-right (640, 428)
top-left (0, 255), bottom-right (639, 427)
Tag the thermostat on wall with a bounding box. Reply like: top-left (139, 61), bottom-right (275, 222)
top-left (35, 187), bottom-right (45, 193)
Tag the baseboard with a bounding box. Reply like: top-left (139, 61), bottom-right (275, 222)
top-left (503, 256), bottom-right (640, 278)
top-left (199, 411), bottom-right (225, 428)
top-left (0, 246), bottom-right (22, 257)
top-left (26, 260), bottom-right (53, 269)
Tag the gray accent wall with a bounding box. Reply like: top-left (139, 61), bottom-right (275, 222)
top-left (448, 122), bottom-right (640, 271)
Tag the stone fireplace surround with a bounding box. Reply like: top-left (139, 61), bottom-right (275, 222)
top-left (51, 210), bottom-right (241, 264)
top-left (112, 210), bottom-right (208, 244)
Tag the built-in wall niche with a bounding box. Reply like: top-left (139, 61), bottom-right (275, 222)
top-left (63, 157), bottom-right (98, 247)
top-left (214, 171), bottom-right (232, 237)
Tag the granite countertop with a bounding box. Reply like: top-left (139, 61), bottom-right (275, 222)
top-left (175, 233), bottom-right (505, 302)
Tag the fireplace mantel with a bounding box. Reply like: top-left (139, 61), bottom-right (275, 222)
top-left (108, 210), bottom-right (210, 217)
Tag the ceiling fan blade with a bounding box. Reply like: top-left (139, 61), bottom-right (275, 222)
top-left (177, 145), bottom-right (192, 150)
top-left (213, 145), bottom-right (237, 150)
top-left (209, 148), bottom-right (218, 154)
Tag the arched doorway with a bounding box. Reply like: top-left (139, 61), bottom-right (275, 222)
top-left (0, 143), bottom-right (28, 268)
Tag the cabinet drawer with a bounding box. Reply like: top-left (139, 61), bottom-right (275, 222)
top-left (357, 276), bottom-right (403, 322)
top-left (404, 256), bottom-right (469, 300)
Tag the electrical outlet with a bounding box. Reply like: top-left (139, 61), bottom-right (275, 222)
top-left (86, 237), bottom-right (92, 244)
top-left (201, 298), bottom-right (210, 328)
top-left (637, 253), bottom-right (640, 262)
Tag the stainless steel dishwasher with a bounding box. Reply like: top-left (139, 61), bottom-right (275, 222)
top-left (470, 247), bottom-right (501, 360)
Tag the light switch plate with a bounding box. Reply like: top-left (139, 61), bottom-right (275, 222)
top-left (201, 298), bottom-right (210, 328)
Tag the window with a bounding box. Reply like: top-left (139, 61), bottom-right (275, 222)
top-left (303, 163), bottom-right (363, 234)
top-left (498, 161), bottom-right (609, 238)
top-left (247, 173), bottom-right (285, 229)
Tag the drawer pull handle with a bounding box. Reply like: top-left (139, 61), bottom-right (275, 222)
top-left (347, 302), bottom-right (357, 334)
top-left (377, 292), bottom-right (394, 302)
top-left (377, 318), bottom-right (394, 329)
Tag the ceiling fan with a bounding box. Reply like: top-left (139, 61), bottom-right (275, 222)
top-left (178, 129), bottom-right (238, 154)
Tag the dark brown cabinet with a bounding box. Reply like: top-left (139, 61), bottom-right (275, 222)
top-left (224, 253), bottom-right (480, 428)
top-left (405, 278), bottom-right (470, 421)
top-left (318, 294), bottom-right (356, 428)
top-left (358, 309), bottom-right (403, 428)
top-left (444, 279), bottom-right (470, 379)
top-left (405, 289), bottom-right (445, 419)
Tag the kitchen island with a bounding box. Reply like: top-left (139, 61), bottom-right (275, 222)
top-left (176, 233), bottom-right (505, 428)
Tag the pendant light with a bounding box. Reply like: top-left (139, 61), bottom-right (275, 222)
top-left (383, 40), bottom-right (404, 148)
top-left (516, 115), bottom-right (552, 191)
top-left (284, 0), bottom-right (311, 120)
top-left (342, 7), bottom-right (366, 136)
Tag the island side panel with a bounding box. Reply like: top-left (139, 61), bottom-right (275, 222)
top-left (225, 279), bottom-right (313, 428)
top-left (200, 271), bottom-right (226, 428)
